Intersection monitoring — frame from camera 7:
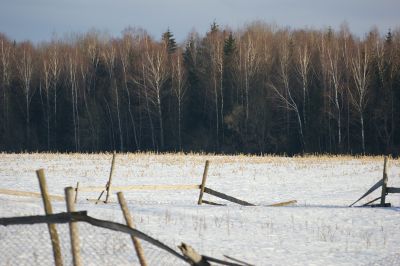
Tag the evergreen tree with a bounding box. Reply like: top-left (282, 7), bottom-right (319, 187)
top-left (210, 21), bottom-right (219, 34)
top-left (385, 29), bottom-right (392, 44)
top-left (326, 26), bottom-right (333, 41)
top-left (0, 24), bottom-right (400, 155)
top-left (223, 32), bottom-right (236, 117)
top-left (224, 32), bottom-right (236, 56)
top-left (162, 28), bottom-right (177, 54)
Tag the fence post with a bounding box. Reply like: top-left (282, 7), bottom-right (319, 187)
top-left (198, 160), bottom-right (210, 205)
top-left (36, 169), bottom-right (63, 266)
top-left (117, 192), bottom-right (148, 266)
top-left (74, 182), bottom-right (79, 204)
top-left (380, 156), bottom-right (388, 206)
top-left (105, 152), bottom-right (116, 203)
top-left (65, 187), bottom-right (82, 266)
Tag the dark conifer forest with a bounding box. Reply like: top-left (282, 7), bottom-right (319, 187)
top-left (1, 22), bottom-right (399, 155)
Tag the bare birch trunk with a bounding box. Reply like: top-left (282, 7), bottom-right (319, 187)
top-left (142, 64), bottom-right (156, 150)
top-left (17, 47), bottom-right (33, 147)
top-left (121, 56), bottom-right (139, 150)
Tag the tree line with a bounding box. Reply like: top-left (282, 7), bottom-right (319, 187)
top-left (0, 22), bottom-right (399, 155)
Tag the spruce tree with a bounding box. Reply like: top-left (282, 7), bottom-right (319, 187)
top-left (385, 29), bottom-right (392, 44)
top-left (224, 32), bottom-right (236, 56)
top-left (162, 28), bottom-right (177, 54)
top-left (210, 21), bottom-right (219, 33)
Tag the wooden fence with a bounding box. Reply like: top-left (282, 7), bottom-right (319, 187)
top-left (0, 168), bottom-right (250, 266)
top-left (0, 155), bottom-right (295, 207)
top-left (350, 156), bottom-right (400, 207)
top-left (79, 156), bottom-right (295, 207)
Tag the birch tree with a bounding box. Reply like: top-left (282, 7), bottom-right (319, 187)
top-left (80, 33), bottom-right (101, 150)
top-left (348, 42), bottom-right (370, 153)
top-left (269, 32), bottom-right (305, 151)
top-left (240, 32), bottom-right (260, 130)
top-left (319, 31), bottom-right (345, 150)
top-left (119, 32), bottom-right (139, 149)
top-left (171, 51), bottom-right (187, 150)
top-left (294, 32), bottom-right (312, 132)
top-left (67, 48), bottom-right (80, 150)
top-left (16, 42), bottom-right (35, 144)
top-left (40, 41), bottom-right (63, 148)
top-left (143, 39), bottom-right (168, 150)
top-left (203, 24), bottom-right (224, 147)
top-left (41, 51), bottom-right (51, 149)
top-left (102, 41), bottom-right (124, 151)
top-left (0, 36), bottom-right (12, 134)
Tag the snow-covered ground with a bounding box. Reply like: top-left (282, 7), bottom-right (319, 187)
top-left (0, 153), bottom-right (399, 265)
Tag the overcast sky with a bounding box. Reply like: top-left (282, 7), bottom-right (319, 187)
top-left (1, 0), bottom-right (399, 43)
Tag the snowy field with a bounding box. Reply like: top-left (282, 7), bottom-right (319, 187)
top-left (0, 153), bottom-right (400, 265)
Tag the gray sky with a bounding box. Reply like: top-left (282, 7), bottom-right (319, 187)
top-left (1, 0), bottom-right (399, 43)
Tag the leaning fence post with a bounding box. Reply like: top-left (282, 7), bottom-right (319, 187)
top-left (198, 160), bottom-right (210, 205)
top-left (105, 152), bottom-right (116, 203)
top-left (117, 192), bottom-right (148, 266)
top-left (36, 169), bottom-right (63, 266)
top-left (380, 156), bottom-right (388, 206)
top-left (74, 182), bottom-right (80, 204)
top-left (65, 187), bottom-right (82, 266)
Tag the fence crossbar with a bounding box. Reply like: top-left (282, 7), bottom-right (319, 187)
top-left (387, 187), bottom-right (400, 193)
top-left (79, 184), bottom-right (200, 192)
top-left (361, 196), bottom-right (382, 206)
top-left (0, 188), bottom-right (64, 201)
top-left (203, 187), bottom-right (255, 206)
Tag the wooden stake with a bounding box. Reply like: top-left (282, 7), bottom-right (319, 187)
top-left (65, 187), bottom-right (82, 266)
top-left (95, 152), bottom-right (116, 204)
top-left (198, 160), bottom-right (209, 205)
top-left (117, 192), bottom-right (148, 266)
top-left (95, 189), bottom-right (105, 204)
top-left (380, 156), bottom-right (388, 206)
top-left (105, 152), bottom-right (116, 203)
top-left (36, 169), bottom-right (63, 266)
top-left (74, 182), bottom-right (79, 204)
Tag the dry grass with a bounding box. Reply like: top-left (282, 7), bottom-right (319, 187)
top-left (1, 151), bottom-right (396, 163)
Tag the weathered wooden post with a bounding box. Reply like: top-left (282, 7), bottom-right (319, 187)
top-left (117, 192), bottom-right (148, 266)
top-left (65, 187), bottom-right (82, 266)
top-left (36, 169), bottom-right (63, 266)
top-left (105, 152), bottom-right (116, 203)
top-left (74, 182), bottom-right (80, 204)
top-left (95, 152), bottom-right (116, 204)
top-left (198, 160), bottom-right (210, 205)
top-left (380, 156), bottom-right (388, 206)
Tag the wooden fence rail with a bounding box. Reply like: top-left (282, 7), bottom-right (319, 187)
top-left (75, 158), bottom-right (294, 207)
top-left (0, 188), bottom-right (64, 201)
top-left (78, 184), bottom-right (200, 192)
top-left (203, 187), bottom-right (255, 206)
